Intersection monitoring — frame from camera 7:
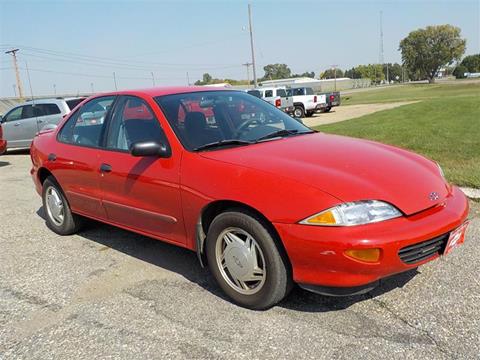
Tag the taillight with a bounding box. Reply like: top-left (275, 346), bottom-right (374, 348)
top-left (314, 96), bottom-right (317, 102)
top-left (275, 99), bottom-right (281, 107)
top-left (330, 95), bottom-right (335, 101)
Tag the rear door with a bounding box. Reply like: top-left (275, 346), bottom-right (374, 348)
top-left (1, 105), bottom-right (39, 148)
top-left (34, 103), bottom-right (64, 128)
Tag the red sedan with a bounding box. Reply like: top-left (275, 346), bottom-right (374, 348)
top-left (30, 87), bottom-right (469, 309)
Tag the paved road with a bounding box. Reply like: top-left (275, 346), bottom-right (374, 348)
top-left (1, 152), bottom-right (479, 359)
top-left (303, 101), bottom-right (418, 128)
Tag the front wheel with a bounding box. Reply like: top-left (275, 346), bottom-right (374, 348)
top-left (42, 176), bottom-right (83, 235)
top-left (205, 210), bottom-right (292, 309)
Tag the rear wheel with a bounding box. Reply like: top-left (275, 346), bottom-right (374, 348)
top-left (324, 106), bottom-right (332, 112)
top-left (293, 106), bottom-right (305, 118)
top-left (305, 111), bottom-right (314, 117)
top-left (42, 176), bottom-right (83, 235)
top-left (205, 210), bottom-right (292, 309)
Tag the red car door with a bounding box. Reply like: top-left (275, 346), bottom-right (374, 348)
top-left (98, 95), bottom-right (186, 246)
top-left (55, 96), bottom-right (116, 219)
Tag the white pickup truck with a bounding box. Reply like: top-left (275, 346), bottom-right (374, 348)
top-left (286, 87), bottom-right (327, 118)
top-left (254, 87), bottom-right (294, 115)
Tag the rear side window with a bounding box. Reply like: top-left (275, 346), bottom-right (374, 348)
top-left (34, 104), bottom-right (61, 116)
top-left (305, 88), bottom-right (314, 95)
top-left (58, 96), bottom-right (115, 147)
top-left (291, 88), bottom-right (305, 96)
top-left (264, 90), bottom-right (273, 97)
top-left (21, 105), bottom-right (35, 119)
top-left (276, 89), bottom-right (287, 97)
top-left (66, 98), bottom-right (86, 111)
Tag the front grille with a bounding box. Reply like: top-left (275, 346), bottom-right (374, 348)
top-left (398, 233), bottom-right (449, 264)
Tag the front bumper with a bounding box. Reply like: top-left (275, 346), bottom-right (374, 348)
top-left (274, 186), bottom-right (469, 291)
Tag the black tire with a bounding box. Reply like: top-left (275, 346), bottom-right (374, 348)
top-left (324, 106), bottom-right (332, 112)
top-left (293, 106), bottom-right (305, 118)
top-left (205, 210), bottom-right (292, 310)
top-left (305, 111), bottom-right (314, 117)
top-left (42, 176), bottom-right (83, 235)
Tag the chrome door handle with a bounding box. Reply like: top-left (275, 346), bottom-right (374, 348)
top-left (14, 122), bottom-right (20, 126)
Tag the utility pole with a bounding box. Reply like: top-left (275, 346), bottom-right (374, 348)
top-left (90, 82), bottom-right (94, 93)
top-left (386, 62), bottom-right (389, 84)
top-left (242, 62), bottom-right (252, 85)
top-left (5, 48), bottom-right (24, 99)
top-left (12, 84), bottom-right (16, 97)
top-left (53, 84), bottom-right (56, 95)
top-left (186, 72), bottom-right (190, 86)
top-left (151, 72), bottom-right (156, 87)
top-left (113, 72), bottom-right (118, 90)
top-left (248, 4), bottom-right (258, 87)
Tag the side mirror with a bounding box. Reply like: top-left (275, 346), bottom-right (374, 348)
top-left (130, 141), bottom-right (170, 157)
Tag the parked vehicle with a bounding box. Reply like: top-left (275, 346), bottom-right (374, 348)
top-left (286, 87), bottom-right (327, 118)
top-left (0, 97), bottom-right (86, 151)
top-left (30, 87), bottom-right (469, 309)
top-left (245, 89), bottom-right (261, 98)
top-left (256, 87), bottom-right (294, 114)
top-left (322, 91), bottom-right (341, 112)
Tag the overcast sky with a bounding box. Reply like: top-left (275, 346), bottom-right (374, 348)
top-left (1, 0), bottom-right (479, 97)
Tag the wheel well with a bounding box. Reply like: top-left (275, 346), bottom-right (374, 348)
top-left (38, 167), bottom-right (54, 184)
top-left (293, 103), bottom-right (305, 108)
top-left (198, 200), bottom-right (292, 270)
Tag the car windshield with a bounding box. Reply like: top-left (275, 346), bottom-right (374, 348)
top-left (155, 90), bottom-right (312, 151)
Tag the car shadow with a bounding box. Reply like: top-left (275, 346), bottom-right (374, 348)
top-left (0, 161), bottom-right (10, 167)
top-left (36, 207), bottom-right (419, 312)
top-left (5, 148), bottom-right (30, 155)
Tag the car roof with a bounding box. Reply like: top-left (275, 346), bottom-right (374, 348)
top-left (93, 86), bottom-right (236, 98)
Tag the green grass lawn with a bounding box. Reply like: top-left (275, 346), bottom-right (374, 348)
top-left (316, 84), bottom-right (480, 188)
top-left (342, 81), bottom-right (480, 105)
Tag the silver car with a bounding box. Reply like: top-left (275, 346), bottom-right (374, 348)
top-left (0, 97), bottom-right (85, 150)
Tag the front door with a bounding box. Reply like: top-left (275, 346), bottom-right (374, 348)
top-left (2, 105), bottom-right (39, 148)
top-left (99, 95), bottom-right (185, 246)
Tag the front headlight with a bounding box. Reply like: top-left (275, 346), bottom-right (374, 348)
top-left (300, 200), bottom-right (402, 226)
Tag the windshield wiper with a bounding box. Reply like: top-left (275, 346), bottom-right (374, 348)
top-left (256, 129), bottom-right (315, 142)
top-left (193, 139), bottom-right (253, 151)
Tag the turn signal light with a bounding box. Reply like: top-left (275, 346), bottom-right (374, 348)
top-left (344, 248), bottom-right (381, 263)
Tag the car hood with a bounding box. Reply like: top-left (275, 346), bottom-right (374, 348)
top-left (199, 133), bottom-right (450, 215)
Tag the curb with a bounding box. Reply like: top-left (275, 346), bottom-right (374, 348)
top-left (460, 187), bottom-right (480, 200)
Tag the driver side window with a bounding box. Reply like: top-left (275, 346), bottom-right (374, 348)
top-left (3, 106), bottom-right (23, 122)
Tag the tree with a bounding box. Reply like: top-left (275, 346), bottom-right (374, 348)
top-left (399, 24), bottom-right (466, 83)
top-left (453, 54), bottom-right (480, 78)
top-left (292, 71), bottom-right (315, 78)
top-left (194, 73), bottom-right (214, 85)
top-left (355, 64), bottom-right (384, 84)
top-left (262, 63), bottom-right (292, 80)
top-left (382, 63), bottom-right (404, 82)
top-left (320, 68), bottom-right (344, 79)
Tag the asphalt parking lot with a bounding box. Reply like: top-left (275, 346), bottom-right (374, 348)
top-left (1, 152), bottom-right (479, 359)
